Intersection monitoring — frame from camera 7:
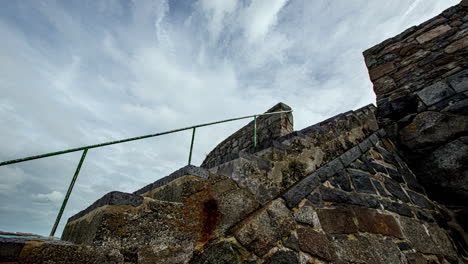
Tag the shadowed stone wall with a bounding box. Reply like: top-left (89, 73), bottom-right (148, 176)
top-left (201, 102), bottom-right (293, 169)
top-left (363, 0), bottom-right (468, 253)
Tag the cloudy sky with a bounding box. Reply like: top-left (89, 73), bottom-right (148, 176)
top-left (0, 0), bottom-right (459, 237)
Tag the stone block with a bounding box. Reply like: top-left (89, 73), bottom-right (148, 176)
top-left (297, 226), bottom-right (336, 261)
top-left (316, 207), bottom-right (358, 234)
top-left (372, 180), bottom-right (390, 197)
top-left (358, 138), bottom-right (374, 153)
top-left (334, 236), bottom-right (406, 264)
top-left (416, 82), bottom-right (455, 106)
top-left (407, 190), bottom-right (435, 210)
top-left (444, 35), bottom-right (468, 53)
top-left (0, 237), bottom-right (25, 262)
top-left (416, 24), bottom-right (452, 44)
top-left (369, 62), bottom-right (396, 81)
top-left (339, 145), bottom-right (362, 167)
top-left (448, 69), bottom-right (468, 93)
top-left (380, 199), bottom-right (413, 217)
top-left (293, 203), bottom-right (317, 226)
top-left (385, 179), bottom-right (410, 202)
top-left (354, 208), bottom-right (403, 238)
top-left (234, 199), bottom-right (295, 257)
top-left (373, 76), bottom-right (397, 95)
top-left (399, 217), bottom-right (439, 254)
top-left (283, 173), bottom-right (321, 208)
top-left (330, 170), bottom-right (353, 192)
top-left (320, 186), bottom-right (379, 208)
top-left (283, 234), bottom-right (299, 252)
top-left (68, 191), bottom-right (144, 223)
top-left (190, 241), bottom-right (243, 264)
top-left (264, 250), bottom-right (298, 264)
top-left (349, 170), bottom-right (377, 194)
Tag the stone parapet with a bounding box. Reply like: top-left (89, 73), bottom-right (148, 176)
top-left (201, 102), bottom-right (293, 169)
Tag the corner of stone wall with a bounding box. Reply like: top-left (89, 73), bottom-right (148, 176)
top-left (363, 0), bottom-right (468, 257)
top-left (201, 102), bottom-right (293, 169)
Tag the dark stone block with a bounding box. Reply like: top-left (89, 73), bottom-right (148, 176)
top-left (387, 168), bottom-right (405, 183)
top-left (0, 237), bottom-right (25, 262)
top-left (384, 179), bottom-right (410, 202)
top-left (416, 81), bottom-right (456, 106)
top-left (297, 226), bottom-right (336, 261)
top-left (397, 242), bottom-right (412, 251)
top-left (372, 180), bottom-right (389, 197)
top-left (283, 234), bottom-right (300, 252)
top-left (377, 94), bottom-right (418, 120)
top-left (350, 170), bottom-right (377, 194)
top-left (380, 199), bottom-right (413, 217)
top-left (374, 145), bottom-right (397, 165)
top-left (315, 158), bottom-right (344, 181)
top-left (414, 209), bottom-right (435, 223)
top-left (366, 161), bottom-right (388, 174)
top-left (306, 192), bottom-right (321, 205)
top-left (369, 134), bottom-right (380, 145)
top-left (264, 250), bottom-right (298, 264)
top-left (407, 190), bottom-right (435, 210)
top-left (283, 173), bottom-right (321, 208)
top-left (320, 186), bottom-right (379, 209)
top-left (358, 138), bottom-right (374, 153)
top-left (333, 170), bottom-right (353, 192)
top-left (339, 145), bottom-right (362, 167)
top-left (348, 160), bottom-right (372, 173)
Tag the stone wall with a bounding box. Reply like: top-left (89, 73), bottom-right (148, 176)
top-left (363, 0), bottom-right (468, 253)
top-left (201, 102), bottom-right (293, 169)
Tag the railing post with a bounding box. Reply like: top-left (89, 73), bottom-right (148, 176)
top-left (49, 148), bottom-right (88, 239)
top-left (253, 115), bottom-right (257, 148)
top-left (188, 127), bottom-right (196, 165)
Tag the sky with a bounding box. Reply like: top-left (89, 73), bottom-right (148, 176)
top-left (0, 0), bottom-right (460, 237)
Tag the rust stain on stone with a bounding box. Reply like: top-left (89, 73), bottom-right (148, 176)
top-left (201, 199), bottom-right (221, 242)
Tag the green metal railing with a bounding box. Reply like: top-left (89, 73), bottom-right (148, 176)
top-left (0, 110), bottom-right (291, 239)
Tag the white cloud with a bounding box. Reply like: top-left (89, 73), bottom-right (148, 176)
top-left (32, 191), bottom-right (64, 204)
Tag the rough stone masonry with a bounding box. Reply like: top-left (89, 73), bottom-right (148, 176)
top-left (1, 1), bottom-right (467, 263)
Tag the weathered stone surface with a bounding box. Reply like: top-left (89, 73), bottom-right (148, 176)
top-left (416, 82), bottom-right (455, 106)
top-left (349, 169), bottom-right (377, 194)
top-left (369, 62), bottom-right (396, 81)
top-left (316, 207), bottom-right (357, 234)
top-left (297, 226), bottom-right (336, 261)
top-left (407, 190), bottom-right (435, 210)
top-left (283, 234), bottom-right (299, 252)
top-left (293, 203), bottom-right (317, 226)
top-left (448, 69), bottom-right (468, 93)
top-left (67, 191), bottom-right (144, 223)
top-left (372, 180), bottom-right (390, 197)
top-left (416, 24), bottom-right (452, 43)
top-left (373, 76), bottom-right (397, 95)
top-left (339, 145), bottom-right (362, 167)
top-left (190, 240), bottom-right (243, 264)
top-left (0, 237), bottom-right (25, 262)
top-left (334, 235), bottom-right (406, 264)
top-left (399, 216), bottom-right (439, 254)
top-left (385, 179), bottom-right (410, 202)
top-left (264, 250), bottom-right (298, 264)
top-left (426, 224), bottom-right (458, 258)
top-left (444, 35), bottom-right (468, 53)
top-left (320, 186), bottom-right (380, 208)
top-left (379, 199), bottom-right (413, 216)
top-left (9, 239), bottom-right (123, 264)
top-left (283, 173), bottom-right (321, 208)
top-left (354, 208), bottom-right (403, 238)
top-left (234, 199), bottom-right (295, 257)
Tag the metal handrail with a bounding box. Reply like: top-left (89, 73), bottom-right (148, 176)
top-left (0, 109), bottom-right (291, 239)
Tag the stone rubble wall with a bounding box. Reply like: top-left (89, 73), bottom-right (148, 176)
top-left (201, 102), bottom-right (293, 169)
top-left (363, 0), bottom-right (468, 254)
